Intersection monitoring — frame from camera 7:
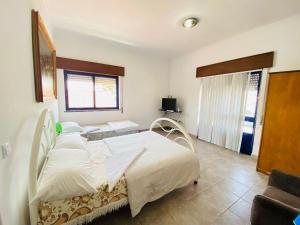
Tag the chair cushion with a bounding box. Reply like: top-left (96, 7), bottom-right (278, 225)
top-left (263, 186), bottom-right (300, 209)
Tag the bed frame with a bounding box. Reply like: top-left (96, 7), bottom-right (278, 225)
top-left (28, 109), bottom-right (56, 225)
top-left (150, 118), bottom-right (195, 153)
top-left (28, 109), bottom-right (196, 225)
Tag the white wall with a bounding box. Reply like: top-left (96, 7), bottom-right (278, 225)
top-left (169, 14), bottom-right (300, 155)
top-left (54, 29), bottom-right (169, 129)
top-left (0, 0), bottom-right (58, 224)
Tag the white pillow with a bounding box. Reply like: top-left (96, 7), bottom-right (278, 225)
top-left (55, 133), bottom-right (87, 150)
top-left (61, 122), bottom-right (83, 133)
top-left (35, 148), bottom-right (98, 202)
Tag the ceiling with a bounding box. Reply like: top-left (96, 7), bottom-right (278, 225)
top-left (43, 0), bottom-right (300, 57)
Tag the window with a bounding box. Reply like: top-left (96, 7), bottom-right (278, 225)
top-left (64, 70), bottom-right (119, 111)
top-left (244, 71), bottom-right (262, 118)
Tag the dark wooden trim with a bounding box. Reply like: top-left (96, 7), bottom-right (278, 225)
top-left (64, 70), bottom-right (120, 111)
top-left (196, 52), bottom-right (274, 78)
top-left (92, 76), bottom-right (96, 109)
top-left (31, 10), bottom-right (43, 102)
top-left (52, 51), bottom-right (57, 98)
top-left (57, 57), bottom-right (125, 76)
top-left (64, 70), bottom-right (69, 110)
top-left (37, 12), bottom-right (57, 98)
top-left (32, 10), bottom-right (57, 102)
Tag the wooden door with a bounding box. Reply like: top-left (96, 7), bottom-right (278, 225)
top-left (257, 71), bottom-right (300, 175)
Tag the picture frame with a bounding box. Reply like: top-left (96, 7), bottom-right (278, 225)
top-left (31, 10), bottom-right (57, 102)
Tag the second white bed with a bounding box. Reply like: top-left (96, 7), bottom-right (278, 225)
top-left (81, 120), bottom-right (140, 141)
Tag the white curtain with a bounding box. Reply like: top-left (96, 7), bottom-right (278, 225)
top-left (197, 72), bottom-right (250, 151)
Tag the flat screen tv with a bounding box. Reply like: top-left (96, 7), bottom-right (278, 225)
top-left (162, 98), bottom-right (176, 111)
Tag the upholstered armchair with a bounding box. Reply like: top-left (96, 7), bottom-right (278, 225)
top-left (251, 169), bottom-right (300, 225)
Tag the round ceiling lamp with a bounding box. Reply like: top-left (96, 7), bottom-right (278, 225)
top-left (182, 17), bottom-right (199, 28)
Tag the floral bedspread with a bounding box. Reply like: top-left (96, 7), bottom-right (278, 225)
top-left (38, 176), bottom-right (128, 225)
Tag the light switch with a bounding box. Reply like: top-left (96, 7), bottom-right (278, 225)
top-left (1, 142), bottom-right (12, 159)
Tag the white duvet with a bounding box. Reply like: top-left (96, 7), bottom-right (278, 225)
top-left (104, 131), bottom-right (200, 217)
top-left (36, 131), bottom-right (200, 217)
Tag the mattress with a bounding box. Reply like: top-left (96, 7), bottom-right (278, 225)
top-left (107, 120), bottom-right (139, 133)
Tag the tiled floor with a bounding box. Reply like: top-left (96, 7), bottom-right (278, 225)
top-left (89, 135), bottom-right (268, 225)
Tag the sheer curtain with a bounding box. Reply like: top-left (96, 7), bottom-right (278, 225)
top-left (197, 72), bottom-right (250, 151)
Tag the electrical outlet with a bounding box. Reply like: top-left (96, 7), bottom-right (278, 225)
top-left (1, 142), bottom-right (12, 159)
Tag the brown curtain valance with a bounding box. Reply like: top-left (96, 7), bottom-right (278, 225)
top-left (196, 52), bottom-right (274, 78)
top-left (56, 57), bottom-right (125, 76)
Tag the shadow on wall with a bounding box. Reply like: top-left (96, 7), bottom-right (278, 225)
top-left (0, 115), bottom-right (40, 225)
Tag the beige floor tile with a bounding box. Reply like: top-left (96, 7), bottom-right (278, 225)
top-left (229, 199), bottom-right (252, 224)
top-left (215, 178), bottom-right (250, 197)
top-left (169, 180), bottom-right (212, 201)
top-left (242, 190), bottom-right (261, 204)
top-left (169, 198), bottom-right (221, 225)
top-left (212, 210), bottom-right (250, 225)
top-left (135, 201), bottom-right (179, 225)
top-left (250, 178), bottom-right (268, 193)
top-left (228, 170), bottom-right (259, 187)
top-left (200, 168), bottom-right (225, 185)
top-left (196, 186), bottom-right (240, 213)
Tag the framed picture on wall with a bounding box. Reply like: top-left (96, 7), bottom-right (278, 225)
top-left (31, 10), bottom-right (57, 102)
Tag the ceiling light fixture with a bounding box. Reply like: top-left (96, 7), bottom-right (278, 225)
top-left (182, 17), bottom-right (199, 28)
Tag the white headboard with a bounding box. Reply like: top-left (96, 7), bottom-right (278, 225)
top-left (28, 109), bottom-right (56, 225)
top-left (149, 118), bottom-right (195, 153)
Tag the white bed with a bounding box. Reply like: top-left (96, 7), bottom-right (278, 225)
top-left (80, 120), bottom-right (139, 140)
top-left (28, 109), bottom-right (200, 225)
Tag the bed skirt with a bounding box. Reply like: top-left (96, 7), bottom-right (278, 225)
top-left (37, 176), bottom-right (128, 225)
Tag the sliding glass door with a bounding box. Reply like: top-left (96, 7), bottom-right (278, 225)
top-left (240, 71), bottom-right (262, 155)
top-left (197, 72), bottom-right (250, 151)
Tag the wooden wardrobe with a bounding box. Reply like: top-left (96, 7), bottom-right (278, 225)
top-left (257, 70), bottom-right (300, 176)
